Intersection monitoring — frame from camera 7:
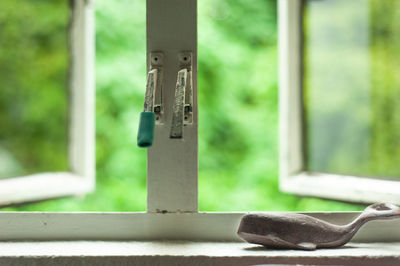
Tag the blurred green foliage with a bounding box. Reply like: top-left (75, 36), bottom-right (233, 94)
top-left (2, 0), bottom-right (363, 212)
top-left (0, 0), bottom-right (69, 178)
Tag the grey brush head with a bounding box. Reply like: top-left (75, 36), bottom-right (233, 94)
top-left (237, 203), bottom-right (400, 250)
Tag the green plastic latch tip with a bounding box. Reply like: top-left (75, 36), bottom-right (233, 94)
top-left (137, 111), bottom-right (156, 148)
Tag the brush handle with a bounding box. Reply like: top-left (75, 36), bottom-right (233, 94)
top-left (362, 203), bottom-right (400, 219)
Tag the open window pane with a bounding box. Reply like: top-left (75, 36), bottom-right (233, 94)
top-left (280, 0), bottom-right (400, 205)
top-left (0, 0), bottom-right (94, 207)
top-left (0, 0), bottom-right (69, 179)
top-left (303, 0), bottom-right (400, 178)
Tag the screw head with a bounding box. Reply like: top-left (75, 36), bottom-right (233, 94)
top-left (179, 53), bottom-right (191, 64)
top-left (150, 52), bottom-right (163, 65)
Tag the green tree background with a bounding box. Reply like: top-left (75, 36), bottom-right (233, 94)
top-left (0, 1), bottom-right (68, 179)
top-left (0, 0), bottom-right (366, 211)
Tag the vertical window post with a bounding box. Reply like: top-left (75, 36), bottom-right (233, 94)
top-left (146, 0), bottom-right (198, 213)
top-left (70, 0), bottom-right (95, 188)
top-left (279, 0), bottom-right (304, 191)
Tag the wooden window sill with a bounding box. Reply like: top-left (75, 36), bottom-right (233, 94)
top-left (0, 241), bottom-right (399, 265)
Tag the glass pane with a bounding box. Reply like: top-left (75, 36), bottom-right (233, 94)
top-left (303, 0), bottom-right (400, 177)
top-left (0, 1), bottom-right (69, 178)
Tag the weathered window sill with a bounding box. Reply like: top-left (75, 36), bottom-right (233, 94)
top-left (0, 241), bottom-right (399, 265)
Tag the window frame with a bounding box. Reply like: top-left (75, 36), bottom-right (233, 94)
top-left (278, 0), bottom-right (400, 204)
top-left (146, 0), bottom-right (198, 213)
top-left (0, 211), bottom-right (400, 242)
top-left (0, 0), bottom-right (95, 206)
top-left (0, 0), bottom-right (399, 251)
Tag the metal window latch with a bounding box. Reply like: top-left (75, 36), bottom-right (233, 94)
top-left (149, 52), bottom-right (164, 123)
top-left (170, 52), bottom-right (193, 139)
top-left (137, 52), bottom-right (164, 148)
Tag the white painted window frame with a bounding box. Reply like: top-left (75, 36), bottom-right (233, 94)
top-left (1, 1), bottom-right (400, 256)
top-left (146, 0), bottom-right (198, 213)
top-left (278, 0), bottom-right (400, 205)
top-left (0, 0), bottom-right (95, 206)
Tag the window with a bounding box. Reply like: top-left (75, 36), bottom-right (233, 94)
top-left (0, 1), bottom-right (399, 256)
top-left (3, 0), bottom-right (360, 213)
top-left (0, 0), bottom-right (94, 206)
top-left (279, 0), bottom-right (400, 204)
